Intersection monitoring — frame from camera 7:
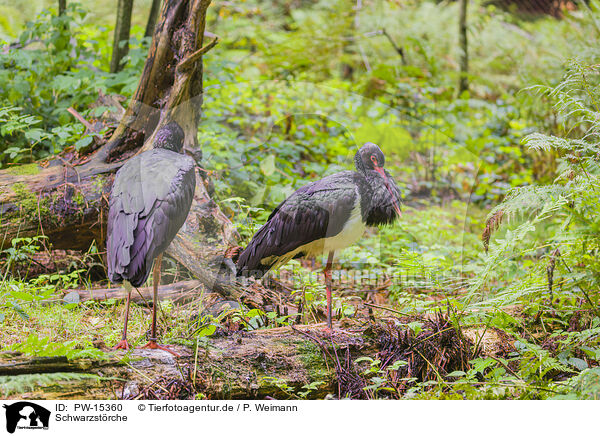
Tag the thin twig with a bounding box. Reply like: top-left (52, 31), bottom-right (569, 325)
top-left (381, 28), bottom-right (406, 64)
top-left (413, 348), bottom-right (448, 387)
top-left (472, 323), bottom-right (490, 359)
top-left (177, 37), bottom-right (219, 72)
top-left (489, 355), bottom-right (522, 381)
top-left (363, 302), bottom-right (413, 317)
top-left (67, 107), bottom-right (95, 131)
top-left (124, 361), bottom-right (170, 394)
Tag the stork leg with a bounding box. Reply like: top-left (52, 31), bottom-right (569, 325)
top-left (114, 285), bottom-right (132, 350)
top-left (324, 251), bottom-right (335, 331)
top-left (141, 254), bottom-right (180, 357)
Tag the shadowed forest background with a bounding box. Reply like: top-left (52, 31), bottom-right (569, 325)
top-left (1, 0), bottom-right (600, 400)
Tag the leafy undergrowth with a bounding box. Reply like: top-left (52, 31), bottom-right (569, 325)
top-left (1, 199), bottom-right (599, 399)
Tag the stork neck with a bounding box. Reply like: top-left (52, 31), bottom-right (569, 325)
top-left (357, 170), bottom-right (399, 227)
top-left (354, 151), bottom-right (366, 174)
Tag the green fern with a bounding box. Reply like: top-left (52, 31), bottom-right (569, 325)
top-left (474, 61), bottom-right (600, 314)
top-left (9, 334), bottom-right (108, 361)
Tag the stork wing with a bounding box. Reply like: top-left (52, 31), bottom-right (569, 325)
top-left (107, 149), bottom-right (196, 286)
top-left (236, 171), bottom-right (360, 276)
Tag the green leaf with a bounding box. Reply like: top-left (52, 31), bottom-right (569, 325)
top-left (246, 309), bottom-right (264, 318)
top-left (470, 357), bottom-right (497, 374)
top-left (568, 357), bottom-right (588, 371)
top-left (24, 128), bottom-right (47, 142)
top-left (10, 303), bottom-right (29, 320)
top-left (10, 291), bottom-right (34, 301)
top-left (406, 321), bottom-right (423, 335)
top-left (74, 135), bottom-right (93, 150)
top-left (387, 360), bottom-right (408, 371)
top-left (197, 324), bottom-right (216, 338)
top-left (260, 154), bottom-right (276, 176)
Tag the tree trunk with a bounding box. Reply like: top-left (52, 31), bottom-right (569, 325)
top-left (110, 0), bottom-right (134, 73)
top-left (145, 0), bottom-right (162, 38)
top-left (58, 0), bottom-right (67, 15)
top-left (0, 0), bottom-right (238, 298)
top-left (458, 0), bottom-right (469, 95)
top-left (73, 279), bottom-right (207, 303)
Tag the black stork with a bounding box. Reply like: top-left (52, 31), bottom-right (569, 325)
top-left (236, 142), bottom-right (402, 330)
top-left (107, 121), bottom-right (196, 355)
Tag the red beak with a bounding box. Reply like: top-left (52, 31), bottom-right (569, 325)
top-left (374, 166), bottom-right (402, 218)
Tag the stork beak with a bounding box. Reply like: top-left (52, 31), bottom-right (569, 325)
top-left (375, 165), bottom-right (402, 218)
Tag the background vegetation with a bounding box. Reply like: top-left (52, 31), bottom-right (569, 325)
top-left (1, 0), bottom-right (600, 399)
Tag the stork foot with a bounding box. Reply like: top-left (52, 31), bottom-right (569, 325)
top-left (321, 327), bottom-right (333, 336)
top-left (140, 341), bottom-right (180, 357)
top-left (318, 322), bottom-right (334, 336)
top-left (113, 339), bottom-right (131, 351)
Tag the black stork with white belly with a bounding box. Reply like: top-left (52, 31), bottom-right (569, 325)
top-left (107, 121), bottom-right (196, 355)
top-left (236, 142), bottom-right (402, 330)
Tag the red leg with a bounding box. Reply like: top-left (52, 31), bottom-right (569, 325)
top-left (114, 284), bottom-right (132, 351)
top-left (150, 254), bottom-right (160, 340)
top-left (324, 251), bottom-right (334, 331)
top-left (139, 254), bottom-right (179, 357)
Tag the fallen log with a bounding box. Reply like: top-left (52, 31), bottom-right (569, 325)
top-left (67, 276), bottom-right (289, 312)
top-left (0, 315), bottom-right (482, 400)
top-left (72, 280), bottom-right (206, 304)
top-left (1, 324), bottom-right (353, 400)
top-left (0, 352), bottom-right (113, 376)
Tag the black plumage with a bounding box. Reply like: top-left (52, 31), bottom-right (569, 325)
top-left (236, 171), bottom-right (359, 276)
top-left (236, 142), bottom-right (402, 277)
top-left (107, 149), bottom-right (196, 287)
top-left (106, 121), bottom-right (195, 353)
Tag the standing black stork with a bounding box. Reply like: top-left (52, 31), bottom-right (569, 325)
top-left (236, 142), bottom-right (402, 330)
top-left (107, 121), bottom-right (196, 355)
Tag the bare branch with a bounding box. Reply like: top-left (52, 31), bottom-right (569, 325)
top-left (177, 36), bottom-right (219, 72)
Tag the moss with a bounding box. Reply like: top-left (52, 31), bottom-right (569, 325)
top-left (11, 183), bottom-right (51, 223)
top-left (6, 163), bottom-right (40, 176)
top-left (11, 183), bottom-right (38, 216)
top-left (10, 183), bottom-right (92, 227)
top-left (296, 340), bottom-right (333, 381)
top-left (73, 191), bottom-right (85, 208)
top-left (91, 175), bottom-right (107, 194)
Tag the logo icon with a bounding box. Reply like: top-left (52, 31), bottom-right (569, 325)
top-left (2, 402), bottom-right (50, 434)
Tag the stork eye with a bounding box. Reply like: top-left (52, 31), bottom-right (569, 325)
top-left (370, 155), bottom-right (378, 166)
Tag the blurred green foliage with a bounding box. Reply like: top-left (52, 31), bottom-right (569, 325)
top-left (0, 3), bottom-right (147, 164)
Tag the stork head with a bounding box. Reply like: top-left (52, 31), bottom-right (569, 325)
top-left (355, 142), bottom-right (385, 173)
top-left (153, 121), bottom-right (185, 152)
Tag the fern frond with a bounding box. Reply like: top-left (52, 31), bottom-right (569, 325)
top-left (483, 184), bottom-right (568, 233)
